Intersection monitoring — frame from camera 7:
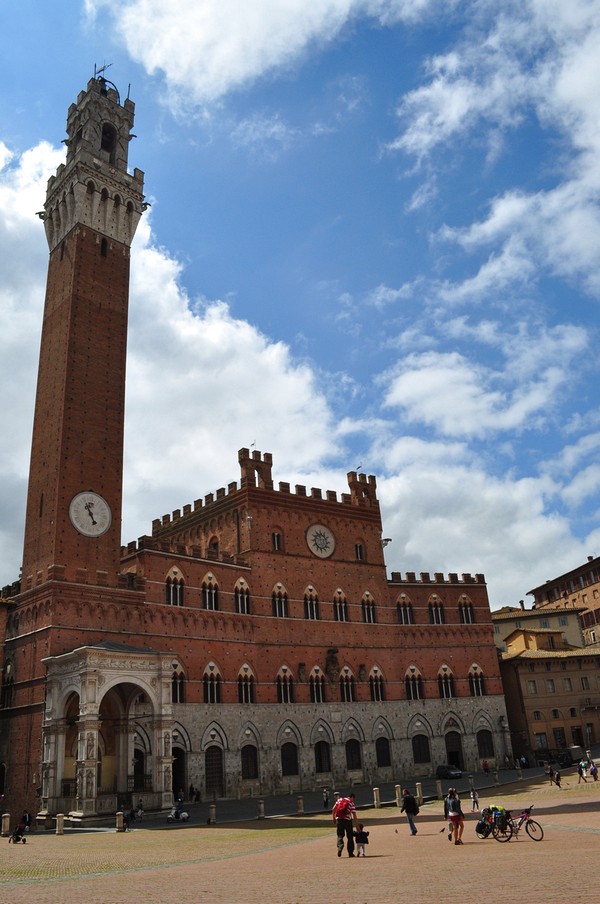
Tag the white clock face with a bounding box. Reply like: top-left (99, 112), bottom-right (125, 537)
top-left (306, 523), bottom-right (335, 558)
top-left (69, 492), bottom-right (112, 537)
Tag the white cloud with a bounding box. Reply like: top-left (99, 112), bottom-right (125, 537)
top-left (376, 462), bottom-right (587, 604)
top-left (389, 1), bottom-right (600, 303)
top-left (379, 340), bottom-right (581, 439)
top-left (230, 112), bottom-right (298, 157)
top-left (86, 0), bottom-right (445, 107)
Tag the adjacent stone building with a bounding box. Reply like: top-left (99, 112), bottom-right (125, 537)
top-left (499, 627), bottom-right (600, 762)
top-left (0, 75), bottom-right (510, 819)
top-left (527, 555), bottom-right (600, 645)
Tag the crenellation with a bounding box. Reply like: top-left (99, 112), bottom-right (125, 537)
top-left (311, 488), bottom-right (323, 499)
top-left (279, 482), bottom-right (290, 493)
top-left (388, 570), bottom-right (486, 586)
top-left (183, 504), bottom-right (191, 516)
top-left (216, 487), bottom-right (226, 499)
top-left (172, 509), bottom-right (181, 521)
top-left (326, 490), bottom-right (337, 502)
top-left (295, 484), bottom-right (307, 496)
top-left (193, 499), bottom-right (202, 511)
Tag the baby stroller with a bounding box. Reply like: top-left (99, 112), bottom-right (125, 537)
top-left (8, 822), bottom-right (27, 844)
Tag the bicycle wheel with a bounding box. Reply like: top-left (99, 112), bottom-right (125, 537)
top-left (475, 820), bottom-right (492, 839)
top-left (492, 822), bottom-right (513, 842)
top-left (525, 819), bottom-right (544, 841)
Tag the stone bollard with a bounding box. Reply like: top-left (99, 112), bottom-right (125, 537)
top-left (494, 770), bottom-right (500, 786)
top-left (257, 799), bottom-right (265, 819)
top-left (296, 795), bottom-right (304, 816)
top-left (436, 780), bottom-right (443, 800)
top-left (373, 787), bottom-right (381, 808)
top-left (1, 812), bottom-right (10, 837)
top-left (116, 811), bottom-right (125, 832)
top-left (208, 803), bottom-right (216, 824)
top-left (516, 765), bottom-right (523, 780)
top-left (395, 784), bottom-right (402, 807)
top-left (415, 782), bottom-right (423, 806)
top-left (56, 813), bottom-right (65, 835)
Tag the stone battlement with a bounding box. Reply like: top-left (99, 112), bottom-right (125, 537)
top-left (150, 448), bottom-right (379, 533)
top-left (389, 571), bottom-right (486, 585)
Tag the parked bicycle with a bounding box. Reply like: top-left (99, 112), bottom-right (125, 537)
top-left (475, 806), bottom-right (512, 841)
top-left (506, 805), bottom-right (544, 841)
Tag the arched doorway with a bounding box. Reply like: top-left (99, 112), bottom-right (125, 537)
top-left (205, 746), bottom-right (224, 798)
top-left (445, 731), bottom-right (464, 769)
top-left (172, 746), bottom-right (186, 799)
top-left (133, 749), bottom-right (145, 792)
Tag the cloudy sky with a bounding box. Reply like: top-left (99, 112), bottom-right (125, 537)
top-left (1, 0), bottom-right (599, 606)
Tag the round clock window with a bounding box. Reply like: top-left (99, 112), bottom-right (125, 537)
top-left (306, 523), bottom-right (335, 559)
top-left (69, 492), bottom-right (112, 537)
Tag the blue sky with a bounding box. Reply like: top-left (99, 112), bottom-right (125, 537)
top-left (1, 0), bottom-right (599, 606)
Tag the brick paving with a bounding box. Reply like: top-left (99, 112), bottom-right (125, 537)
top-left (1, 772), bottom-right (598, 904)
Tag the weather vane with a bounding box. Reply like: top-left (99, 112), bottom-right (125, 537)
top-left (94, 62), bottom-right (113, 79)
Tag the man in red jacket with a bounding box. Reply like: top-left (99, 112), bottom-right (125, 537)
top-left (332, 793), bottom-right (359, 857)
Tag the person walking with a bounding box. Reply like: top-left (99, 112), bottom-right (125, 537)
top-left (322, 787), bottom-right (329, 809)
top-left (354, 823), bottom-right (370, 856)
top-left (554, 769), bottom-right (562, 789)
top-left (400, 788), bottom-right (419, 836)
top-left (447, 788), bottom-right (464, 845)
top-left (590, 762), bottom-right (598, 782)
top-left (578, 761), bottom-right (588, 783)
top-left (332, 793), bottom-right (359, 857)
top-left (470, 788), bottom-right (479, 811)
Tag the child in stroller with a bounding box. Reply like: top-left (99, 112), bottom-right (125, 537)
top-left (8, 822), bottom-right (27, 843)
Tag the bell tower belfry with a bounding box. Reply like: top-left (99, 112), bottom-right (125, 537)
top-left (21, 76), bottom-right (145, 588)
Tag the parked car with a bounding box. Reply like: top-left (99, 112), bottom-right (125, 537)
top-left (557, 746), bottom-right (586, 767)
top-left (436, 764), bottom-right (463, 779)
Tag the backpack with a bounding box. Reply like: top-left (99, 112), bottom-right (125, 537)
top-left (335, 798), bottom-right (351, 819)
top-left (448, 797), bottom-right (461, 815)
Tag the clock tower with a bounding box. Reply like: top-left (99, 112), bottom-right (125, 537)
top-left (21, 75), bottom-right (145, 587)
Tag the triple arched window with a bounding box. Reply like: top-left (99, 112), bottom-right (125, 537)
top-left (333, 591), bottom-right (348, 622)
top-left (309, 669), bottom-right (326, 703)
top-left (234, 581), bottom-right (251, 614)
top-left (397, 600), bottom-right (414, 624)
top-left (369, 668), bottom-right (385, 702)
top-left (438, 668), bottom-right (455, 698)
top-left (429, 599), bottom-right (445, 624)
top-left (238, 668), bottom-right (255, 704)
top-left (304, 588), bottom-right (320, 620)
top-left (362, 594), bottom-right (376, 624)
top-left (272, 588), bottom-right (288, 618)
top-left (468, 666), bottom-right (486, 696)
top-left (405, 669), bottom-right (424, 700)
top-left (202, 577), bottom-right (219, 611)
top-left (171, 670), bottom-right (185, 703)
top-left (203, 664), bottom-right (221, 703)
top-left (340, 670), bottom-right (356, 702)
top-left (276, 668), bottom-right (294, 703)
top-left (165, 575), bottom-right (184, 606)
top-left (459, 599), bottom-right (475, 623)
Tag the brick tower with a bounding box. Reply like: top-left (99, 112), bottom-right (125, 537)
top-left (21, 75), bottom-right (145, 588)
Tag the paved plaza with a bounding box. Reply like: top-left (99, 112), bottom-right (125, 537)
top-left (1, 769), bottom-right (598, 904)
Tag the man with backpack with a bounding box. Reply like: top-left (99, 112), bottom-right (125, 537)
top-left (400, 788), bottom-right (420, 836)
top-left (332, 792), bottom-right (359, 857)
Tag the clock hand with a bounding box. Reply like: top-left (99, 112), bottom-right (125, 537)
top-left (84, 502), bottom-right (98, 525)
